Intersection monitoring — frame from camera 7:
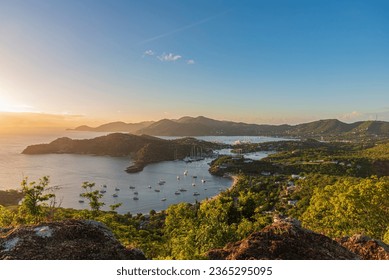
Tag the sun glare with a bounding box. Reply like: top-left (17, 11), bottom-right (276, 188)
top-left (0, 90), bottom-right (15, 112)
top-left (0, 98), bottom-right (12, 112)
top-left (0, 95), bottom-right (34, 113)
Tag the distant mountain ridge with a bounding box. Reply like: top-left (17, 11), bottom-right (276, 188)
top-left (71, 116), bottom-right (389, 139)
top-left (71, 121), bottom-right (154, 133)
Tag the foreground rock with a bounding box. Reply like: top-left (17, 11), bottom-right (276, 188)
top-left (336, 234), bottom-right (389, 260)
top-left (0, 219), bottom-right (146, 260)
top-left (207, 220), bottom-right (359, 260)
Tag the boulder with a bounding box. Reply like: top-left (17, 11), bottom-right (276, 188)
top-left (207, 220), bottom-right (359, 260)
top-left (0, 219), bottom-right (146, 260)
top-left (336, 234), bottom-right (389, 260)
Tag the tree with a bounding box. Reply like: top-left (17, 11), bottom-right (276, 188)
top-left (0, 205), bottom-right (15, 227)
top-left (196, 198), bottom-right (237, 253)
top-left (384, 227), bottom-right (389, 244)
top-left (163, 203), bottom-right (199, 259)
top-left (18, 176), bottom-right (56, 223)
top-left (301, 176), bottom-right (389, 240)
top-left (80, 182), bottom-right (105, 215)
top-left (109, 203), bottom-right (122, 212)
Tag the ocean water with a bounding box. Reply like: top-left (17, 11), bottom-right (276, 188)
top-left (0, 131), bottom-right (280, 214)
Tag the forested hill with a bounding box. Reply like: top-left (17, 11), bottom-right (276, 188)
top-left (21, 133), bottom-right (223, 172)
top-left (71, 116), bottom-right (389, 140)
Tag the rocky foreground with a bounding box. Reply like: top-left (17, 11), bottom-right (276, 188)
top-left (336, 235), bottom-right (389, 260)
top-left (0, 219), bottom-right (146, 260)
top-left (1, 219), bottom-right (388, 260)
top-left (207, 219), bottom-right (389, 260)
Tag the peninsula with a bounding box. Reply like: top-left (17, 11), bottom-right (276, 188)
top-left (22, 133), bottom-right (225, 173)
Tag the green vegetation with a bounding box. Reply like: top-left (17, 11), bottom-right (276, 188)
top-left (301, 176), bottom-right (389, 241)
top-left (209, 139), bottom-right (389, 245)
top-left (361, 141), bottom-right (389, 160)
top-left (0, 205), bottom-right (15, 226)
top-left (80, 182), bottom-right (105, 215)
top-left (17, 176), bottom-right (57, 224)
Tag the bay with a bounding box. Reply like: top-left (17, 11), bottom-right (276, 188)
top-left (0, 131), bottom-right (281, 214)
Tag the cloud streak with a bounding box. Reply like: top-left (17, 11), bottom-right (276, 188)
top-left (138, 10), bottom-right (230, 45)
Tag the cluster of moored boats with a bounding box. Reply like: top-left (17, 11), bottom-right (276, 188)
top-left (78, 169), bottom-right (215, 204)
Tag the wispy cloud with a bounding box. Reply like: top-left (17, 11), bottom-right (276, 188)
top-left (338, 110), bottom-right (389, 122)
top-left (143, 51), bottom-right (195, 65)
top-left (186, 59), bottom-right (195, 65)
top-left (339, 111), bottom-right (362, 121)
top-left (138, 10), bottom-right (230, 45)
top-left (158, 53), bottom-right (182, 62)
top-left (143, 50), bottom-right (154, 56)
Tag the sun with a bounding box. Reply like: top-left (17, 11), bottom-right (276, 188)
top-left (0, 97), bottom-right (13, 112)
top-left (0, 95), bottom-right (34, 113)
top-left (0, 100), bottom-right (24, 112)
top-left (0, 88), bottom-right (14, 112)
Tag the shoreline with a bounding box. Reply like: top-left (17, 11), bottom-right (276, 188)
top-left (226, 174), bottom-right (239, 191)
top-left (207, 173), bottom-right (239, 202)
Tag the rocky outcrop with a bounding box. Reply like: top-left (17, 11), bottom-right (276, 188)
top-left (0, 219), bottom-right (146, 260)
top-left (336, 234), bottom-right (389, 260)
top-left (207, 220), bottom-right (359, 260)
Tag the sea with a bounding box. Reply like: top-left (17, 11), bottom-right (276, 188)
top-left (0, 131), bottom-right (284, 214)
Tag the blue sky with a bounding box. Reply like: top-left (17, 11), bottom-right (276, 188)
top-left (0, 0), bottom-right (388, 124)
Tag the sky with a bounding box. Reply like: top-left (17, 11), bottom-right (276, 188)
top-left (0, 0), bottom-right (389, 127)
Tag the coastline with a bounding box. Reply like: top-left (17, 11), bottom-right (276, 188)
top-left (227, 174), bottom-right (239, 192)
top-left (207, 173), bottom-right (239, 202)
